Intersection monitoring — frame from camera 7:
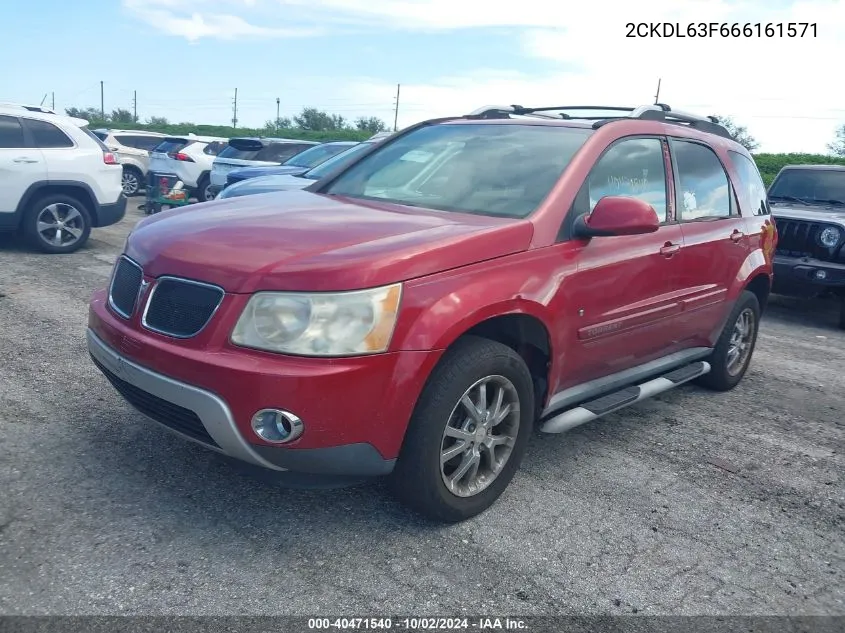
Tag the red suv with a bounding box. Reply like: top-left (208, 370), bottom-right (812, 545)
top-left (87, 103), bottom-right (776, 522)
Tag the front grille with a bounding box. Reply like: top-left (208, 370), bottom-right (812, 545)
top-left (108, 256), bottom-right (143, 318)
top-left (91, 355), bottom-right (219, 448)
top-left (142, 277), bottom-right (224, 338)
top-left (773, 218), bottom-right (837, 261)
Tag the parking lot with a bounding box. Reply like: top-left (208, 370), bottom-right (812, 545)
top-left (0, 199), bottom-right (843, 616)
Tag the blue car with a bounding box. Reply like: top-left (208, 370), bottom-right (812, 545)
top-left (224, 141), bottom-right (359, 188)
top-left (216, 136), bottom-right (388, 200)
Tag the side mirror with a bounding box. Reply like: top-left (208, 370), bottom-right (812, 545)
top-left (573, 196), bottom-right (660, 238)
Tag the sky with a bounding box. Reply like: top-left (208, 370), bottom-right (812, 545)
top-left (3, 0), bottom-right (844, 154)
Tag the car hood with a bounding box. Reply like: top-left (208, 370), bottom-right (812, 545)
top-left (230, 165), bottom-right (309, 179)
top-left (219, 174), bottom-right (315, 199)
top-left (126, 190), bottom-right (533, 293)
top-left (770, 203), bottom-right (845, 225)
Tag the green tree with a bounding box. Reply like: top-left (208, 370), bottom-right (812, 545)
top-left (264, 117), bottom-right (293, 133)
top-left (712, 115), bottom-right (759, 152)
top-left (147, 115), bottom-right (169, 126)
top-left (355, 116), bottom-right (388, 134)
top-left (110, 108), bottom-right (134, 124)
top-left (293, 107), bottom-right (348, 131)
top-left (828, 124), bottom-right (845, 157)
top-left (65, 106), bottom-right (105, 121)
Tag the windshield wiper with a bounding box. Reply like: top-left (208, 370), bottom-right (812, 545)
top-left (769, 195), bottom-right (811, 205)
top-left (811, 199), bottom-right (845, 206)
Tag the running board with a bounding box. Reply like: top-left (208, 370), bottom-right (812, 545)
top-left (540, 361), bottom-right (711, 434)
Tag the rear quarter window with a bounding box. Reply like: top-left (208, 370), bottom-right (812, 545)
top-left (729, 150), bottom-right (770, 216)
top-left (256, 143), bottom-right (314, 163)
top-left (203, 141), bottom-right (225, 156)
top-left (23, 118), bottom-right (74, 148)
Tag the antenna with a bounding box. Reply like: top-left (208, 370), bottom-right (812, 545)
top-left (232, 88), bottom-right (238, 128)
top-left (654, 78), bottom-right (662, 105)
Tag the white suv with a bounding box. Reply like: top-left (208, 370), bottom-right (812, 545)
top-left (92, 129), bottom-right (166, 197)
top-left (147, 135), bottom-right (228, 202)
top-left (0, 104), bottom-right (125, 254)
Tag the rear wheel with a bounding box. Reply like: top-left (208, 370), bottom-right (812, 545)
top-left (121, 167), bottom-right (143, 196)
top-left (390, 336), bottom-right (534, 523)
top-left (196, 175), bottom-right (213, 202)
top-left (697, 291), bottom-right (761, 391)
top-left (23, 194), bottom-right (92, 254)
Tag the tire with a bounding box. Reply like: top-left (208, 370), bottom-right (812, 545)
top-left (196, 175), bottom-right (213, 202)
top-left (696, 291), bottom-right (761, 392)
top-left (121, 167), bottom-right (143, 197)
top-left (389, 336), bottom-right (535, 523)
top-left (22, 194), bottom-right (92, 254)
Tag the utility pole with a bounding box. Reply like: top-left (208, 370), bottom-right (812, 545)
top-left (393, 83), bottom-right (400, 132)
top-left (232, 88), bottom-right (238, 128)
top-left (100, 81), bottom-right (105, 119)
top-left (654, 78), bottom-right (661, 105)
top-left (51, 92), bottom-right (55, 110)
top-left (276, 97), bottom-right (280, 123)
top-left (133, 90), bottom-right (137, 122)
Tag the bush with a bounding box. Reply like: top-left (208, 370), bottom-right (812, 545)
top-left (84, 119), bottom-right (371, 143)
top-left (753, 153), bottom-right (845, 186)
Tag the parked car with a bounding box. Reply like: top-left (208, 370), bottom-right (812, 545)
top-left (767, 164), bottom-right (845, 328)
top-left (147, 135), bottom-right (228, 202)
top-left (92, 129), bottom-right (166, 197)
top-left (207, 137), bottom-right (320, 197)
top-left (0, 103), bottom-right (125, 253)
top-left (217, 138), bottom-right (384, 199)
top-left (223, 141), bottom-right (360, 188)
top-left (87, 103), bottom-right (775, 522)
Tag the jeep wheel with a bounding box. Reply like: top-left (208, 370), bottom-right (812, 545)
top-left (23, 194), bottom-right (92, 254)
top-left (390, 336), bottom-right (534, 523)
top-left (121, 168), bottom-right (143, 196)
top-left (697, 291), bottom-right (761, 391)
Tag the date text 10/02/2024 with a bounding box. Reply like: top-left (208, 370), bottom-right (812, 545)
top-left (625, 22), bottom-right (817, 38)
top-left (307, 617), bottom-right (528, 630)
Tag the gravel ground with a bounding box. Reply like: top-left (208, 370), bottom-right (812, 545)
top-left (0, 201), bottom-right (843, 617)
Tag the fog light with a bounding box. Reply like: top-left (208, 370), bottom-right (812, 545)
top-left (815, 270), bottom-right (827, 280)
top-left (251, 409), bottom-right (304, 444)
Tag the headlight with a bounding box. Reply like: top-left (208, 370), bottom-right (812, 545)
top-left (231, 283), bottom-right (402, 356)
top-left (819, 226), bottom-right (842, 248)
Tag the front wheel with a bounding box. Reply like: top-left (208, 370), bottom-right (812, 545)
top-left (697, 291), bottom-right (761, 391)
top-left (390, 336), bottom-right (535, 523)
top-left (121, 167), bottom-right (143, 196)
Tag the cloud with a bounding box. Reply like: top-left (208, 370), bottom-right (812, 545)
top-left (122, 0), bottom-right (845, 152)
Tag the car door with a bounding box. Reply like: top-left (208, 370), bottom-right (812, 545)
top-left (560, 136), bottom-right (686, 386)
top-left (0, 115), bottom-right (46, 216)
top-left (667, 138), bottom-right (750, 347)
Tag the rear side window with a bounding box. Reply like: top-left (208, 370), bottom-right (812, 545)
top-left (218, 143), bottom-right (258, 160)
top-left (154, 139), bottom-right (188, 154)
top-left (24, 118), bottom-right (74, 148)
top-left (256, 143), bottom-right (313, 163)
top-left (116, 135), bottom-right (161, 151)
top-left (729, 151), bottom-right (769, 216)
top-left (92, 131), bottom-right (108, 141)
top-left (203, 141), bottom-right (225, 156)
top-left (0, 115), bottom-right (25, 148)
top-left (673, 140), bottom-right (732, 220)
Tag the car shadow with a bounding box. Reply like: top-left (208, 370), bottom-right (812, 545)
top-left (763, 293), bottom-right (842, 332)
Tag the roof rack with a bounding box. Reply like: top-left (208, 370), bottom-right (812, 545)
top-left (465, 103), bottom-right (733, 140)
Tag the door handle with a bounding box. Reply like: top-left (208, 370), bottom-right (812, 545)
top-left (730, 230), bottom-right (744, 243)
top-left (660, 242), bottom-right (681, 257)
top-left (13, 157), bottom-right (39, 164)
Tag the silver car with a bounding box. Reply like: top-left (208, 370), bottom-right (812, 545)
top-left (92, 129), bottom-right (167, 196)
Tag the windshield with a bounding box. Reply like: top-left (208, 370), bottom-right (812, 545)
top-left (769, 169), bottom-right (845, 207)
top-left (283, 143), bottom-right (357, 168)
top-left (304, 142), bottom-right (375, 179)
top-left (322, 123), bottom-right (593, 218)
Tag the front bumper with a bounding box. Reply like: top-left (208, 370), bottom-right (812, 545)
top-left (773, 254), bottom-right (845, 296)
top-left (87, 291), bottom-right (442, 475)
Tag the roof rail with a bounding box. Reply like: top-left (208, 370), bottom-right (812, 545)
top-left (466, 103), bottom-right (733, 140)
